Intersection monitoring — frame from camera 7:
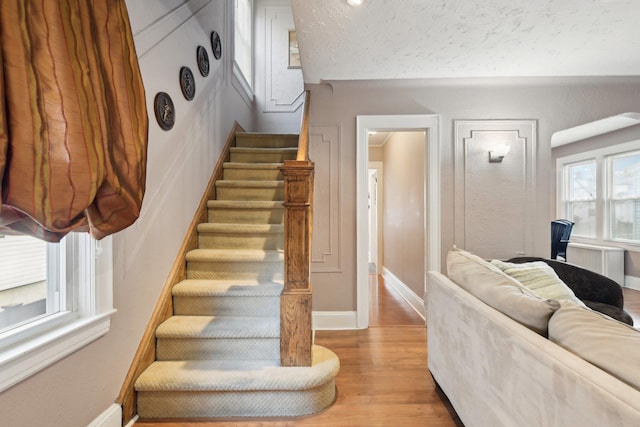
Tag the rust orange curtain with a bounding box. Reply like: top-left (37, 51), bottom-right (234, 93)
top-left (0, 0), bottom-right (148, 242)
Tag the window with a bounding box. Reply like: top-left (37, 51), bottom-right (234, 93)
top-left (234, 0), bottom-right (253, 96)
top-left (565, 160), bottom-right (597, 237)
top-left (609, 151), bottom-right (640, 241)
top-left (0, 233), bottom-right (113, 392)
top-left (557, 140), bottom-right (640, 248)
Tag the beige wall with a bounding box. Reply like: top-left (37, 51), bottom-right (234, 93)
top-left (308, 77), bottom-right (640, 311)
top-left (0, 2), bottom-right (254, 426)
top-left (369, 145), bottom-right (383, 162)
top-left (381, 132), bottom-right (426, 297)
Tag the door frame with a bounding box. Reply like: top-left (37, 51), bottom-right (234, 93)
top-left (356, 115), bottom-right (441, 329)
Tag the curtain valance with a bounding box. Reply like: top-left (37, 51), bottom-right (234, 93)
top-left (0, 0), bottom-right (148, 242)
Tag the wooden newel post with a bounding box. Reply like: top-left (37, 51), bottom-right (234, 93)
top-left (280, 159), bottom-right (314, 366)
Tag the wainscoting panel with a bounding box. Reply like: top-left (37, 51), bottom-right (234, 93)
top-left (309, 125), bottom-right (343, 273)
top-left (263, 7), bottom-right (304, 112)
top-left (454, 120), bottom-right (537, 260)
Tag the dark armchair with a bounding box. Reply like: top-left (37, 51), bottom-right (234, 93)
top-left (507, 256), bottom-right (633, 326)
top-left (551, 219), bottom-right (574, 261)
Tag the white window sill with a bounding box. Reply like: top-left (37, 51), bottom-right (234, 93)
top-left (0, 309), bottom-right (115, 393)
top-left (232, 61), bottom-right (254, 107)
top-left (570, 237), bottom-right (640, 253)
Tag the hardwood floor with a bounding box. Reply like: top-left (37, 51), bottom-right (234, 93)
top-left (623, 287), bottom-right (640, 327)
top-left (134, 273), bottom-right (462, 427)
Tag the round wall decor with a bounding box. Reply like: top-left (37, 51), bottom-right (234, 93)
top-left (196, 45), bottom-right (210, 77)
top-left (211, 31), bottom-right (222, 60)
top-left (153, 92), bottom-right (175, 131)
top-left (179, 66), bottom-right (196, 101)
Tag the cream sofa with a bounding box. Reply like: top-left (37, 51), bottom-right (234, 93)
top-left (425, 248), bottom-right (640, 427)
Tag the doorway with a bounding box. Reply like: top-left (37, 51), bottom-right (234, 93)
top-left (356, 115), bottom-right (441, 329)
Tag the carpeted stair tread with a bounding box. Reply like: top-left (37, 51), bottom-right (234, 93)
top-left (136, 345), bottom-right (339, 392)
top-left (207, 200), bottom-right (284, 209)
top-left (235, 132), bottom-right (299, 148)
top-left (207, 201), bottom-right (284, 224)
top-left (230, 147), bottom-right (297, 155)
top-left (223, 162), bottom-right (283, 170)
top-left (185, 248), bottom-right (284, 262)
top-left (197, 223), bottom-right (284, 234)
top-left (156, 315), bottom-right (279, 339)
top-left (173, 279), bottom-right (283, 297)
top-left (216, 180), bottom-right (284, 188)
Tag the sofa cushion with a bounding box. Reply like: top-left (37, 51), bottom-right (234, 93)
top-left (549, 303), bottom-right (640, 391)
top-left (491, 259), bottom-right (583, 304)
top-left (447, 247), bottom-right (560, 335)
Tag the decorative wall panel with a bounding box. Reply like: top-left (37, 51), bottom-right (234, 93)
top-left (264, 7), bottom-right (304, 112)
top-left (454, 120), bottom-right (537, 260)
top-left (309, 125), bottom-right (342, 272)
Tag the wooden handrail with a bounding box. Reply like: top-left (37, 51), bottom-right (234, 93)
top-left (296, 90), bottom-right (311, 161)
top-left (280, 90), bottom-right (314, 366)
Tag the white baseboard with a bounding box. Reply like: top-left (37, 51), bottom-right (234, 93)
top-left (88, 404), bottom-right (121, 427)
top-left (312, 311), bottom-right (358, 330)
top-left (382, 267), bottom-right (426, 319)
top-left (625, 275), bottom-right (640, 291)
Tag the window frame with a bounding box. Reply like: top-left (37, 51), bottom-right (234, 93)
top-left (557, 139), bottom-right (640, 251)
top-left (233, 0), bottom-right (254, 101)
top-left (0, 233), bottom-right (114, 392)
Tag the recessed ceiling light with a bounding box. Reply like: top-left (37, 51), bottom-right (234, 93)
top-left (347, 0), bottom-right (363, 6)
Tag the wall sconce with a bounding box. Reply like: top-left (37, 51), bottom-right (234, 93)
top-left (488, 145), bottom-right (510, 163)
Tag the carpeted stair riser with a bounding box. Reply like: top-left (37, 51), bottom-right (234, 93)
top-left (207, 201), bottom-right (284, 224)
top-left (230, 147), bottom-right (297, 164)
top-left (185, 249), bottom-right (283, 281)
top-left (156, 337), bottom-right (280, 361)
top-left (173, 295), bottom-right (280, 316)
top-left (197, 224), bottom-right (284, 250)
top-left (186, 263), bottom-right (283, 281)
top-left (154, 315), bottom-right (279, 361)
top-left (223, 163), bottom-right (283, 181)
top-left (137, 383), bottom-right (336, 418)
top-left (215, 181), bottom-right (284, 201)
top-left (172, 279), bottom-right (282, 316)
top-left (235, 133), bottom-right (298, 149)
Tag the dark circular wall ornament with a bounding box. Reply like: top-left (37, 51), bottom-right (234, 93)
top-left (179, 66), bottom-right (196, 101)
top-left (210, 31), bottom-right (222, 60)
top-left (196, 45), bottom-right (210, 77)
top-left (154, 92), bottom-right (175, 131)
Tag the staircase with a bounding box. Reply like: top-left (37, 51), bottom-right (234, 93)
top-left (134, 132), bottom-right (339, 419)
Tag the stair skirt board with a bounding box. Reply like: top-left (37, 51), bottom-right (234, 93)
top-left (131, 132), bottom-right (338, 420)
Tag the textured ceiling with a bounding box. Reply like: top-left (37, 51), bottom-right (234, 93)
top-left (291, 0), bottom-right (640, 83)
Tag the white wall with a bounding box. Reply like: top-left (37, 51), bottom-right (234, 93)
top-left (254, 0), bottom-right (304, 133)
top-left (0, 2), bottom-right (253, 426)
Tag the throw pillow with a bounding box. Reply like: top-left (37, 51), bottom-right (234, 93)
top-left (491, 259), bottom-right (583, 305)
top-left (549, 302), bottom-right (640, 391)
top-left (447, 246), bottom-right (560, 336)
